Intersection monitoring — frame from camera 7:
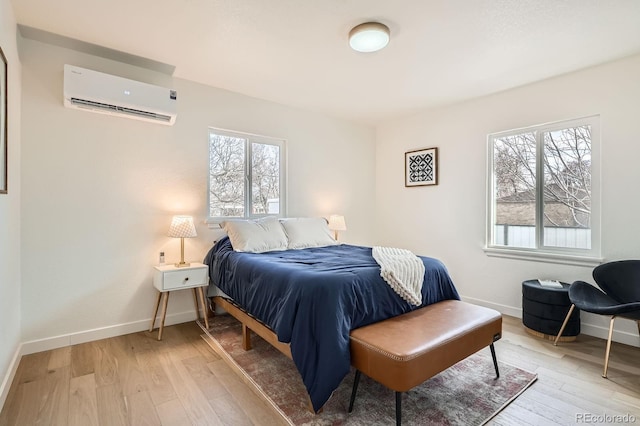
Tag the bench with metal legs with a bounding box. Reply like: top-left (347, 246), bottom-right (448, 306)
top-left (347, 300), bottom-right (503, 426)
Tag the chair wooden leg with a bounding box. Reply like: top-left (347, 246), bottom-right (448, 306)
top-left (602, 316), bottom-right (616, 378)
top-left (553, 304), bottom-right (576, 346)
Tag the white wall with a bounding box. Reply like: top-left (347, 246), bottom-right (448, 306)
top-left (0, 0), bottom-right (21, 407)
top-left (19, 38), bottom-right (375, 348)
top-left (376, 54), bottom-right (640, 346)
top-left (14, 12), bottom-right (640, 366)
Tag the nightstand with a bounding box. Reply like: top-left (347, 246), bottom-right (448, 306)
top-left (149, 262), bottom-right (209, 340)
top-left (522, 279), bottom-right (580, 341)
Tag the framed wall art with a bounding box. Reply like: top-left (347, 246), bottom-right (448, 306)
top-left (0, 46), bottom-right (6, 194)
top-left (405, 147), bottom-right (438, 187)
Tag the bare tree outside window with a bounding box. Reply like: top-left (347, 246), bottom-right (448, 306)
top-left (491, 124), bottom-right (592, 250)
top-left (251, 143), bottom-right (280, 215)
top-left (494, 132), bottom-right (536, 199)
top-left (543, 126), bottom-right (591, 230)
top-left (209, 134), bottom-right (245, 217)
top-left (208, 130), bottom-right (285, 220)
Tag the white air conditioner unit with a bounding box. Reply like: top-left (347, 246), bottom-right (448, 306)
top-left (63, 64), bottom-right (177, 125)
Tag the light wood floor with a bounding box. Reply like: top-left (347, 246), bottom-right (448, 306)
top-left (1, 315), bottom-right (639, 425)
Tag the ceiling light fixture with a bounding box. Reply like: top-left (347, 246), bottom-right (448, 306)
top-left (349, 22), bottom-right (390, 53)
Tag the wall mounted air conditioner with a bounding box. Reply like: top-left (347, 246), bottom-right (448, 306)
top-left (63, 64), bottom-right (177, 125)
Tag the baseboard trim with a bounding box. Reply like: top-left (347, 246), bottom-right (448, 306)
top-left (580, 321), bottom-right (640, 347)
top-left (2, 311), bottom-right (199, 412)
top-left (461, 295), bottom-right (640, 348)
top-left (21, 310), bottom-right (198, 355)
top-left (0, 343), bottom-right (23, 411)
top-left (461, 296), bottom-right (522, 319)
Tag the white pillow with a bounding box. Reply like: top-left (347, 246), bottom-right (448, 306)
top-left (280, 217), bottom-right (338, 249)
top-left (223, 217), bottom-right (288, 253)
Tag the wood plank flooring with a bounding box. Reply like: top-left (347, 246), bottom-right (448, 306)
top-left (0, 322), bottom-right (286, 426)
top-left (1, 316), bottom-right (639, 425)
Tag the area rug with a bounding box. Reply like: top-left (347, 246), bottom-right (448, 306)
top-left (199, 315), bottom-right (537, 425)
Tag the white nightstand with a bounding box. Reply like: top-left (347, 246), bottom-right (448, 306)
top-left (149, 262), bottom-right (209, 340)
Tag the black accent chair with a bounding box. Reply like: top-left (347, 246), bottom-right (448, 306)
top-left (554, 260), bottom-right (640, 378)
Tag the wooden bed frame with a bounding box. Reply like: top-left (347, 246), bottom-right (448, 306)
top-left (212, 296), bottom-right (330, 413)
top-left (212, 295), bottom-right (293, 359)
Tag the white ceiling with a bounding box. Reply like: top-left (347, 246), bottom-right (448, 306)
top-left (11, 0), bottom-right (640, 125)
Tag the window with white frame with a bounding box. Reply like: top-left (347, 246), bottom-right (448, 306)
top-left (208, 128), bottom-right (286, 222)
top-left (486, 116), bottom-right (600, 262)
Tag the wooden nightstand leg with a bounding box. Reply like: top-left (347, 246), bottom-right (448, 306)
top-left (192, 288), bottom-right (201, 321)
top-left (158, 292), bottom-right (170, 341)
top-left (197, 287), bottom-right (209, 329)
top-left (149, 291), bottom-right (162, 332)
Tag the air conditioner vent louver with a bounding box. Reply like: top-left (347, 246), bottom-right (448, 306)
top-left (69, 98), bottom-right (173, 123)
top-left (63, 65), bottom-right (177, 125)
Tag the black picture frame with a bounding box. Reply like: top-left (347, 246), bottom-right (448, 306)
top-left (0, 46), bottom-right (7, 194)
top-left (405, 147), bottom-right (438, 187)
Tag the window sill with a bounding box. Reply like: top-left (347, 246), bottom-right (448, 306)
top-left (483, 246), bottom-right (603, 267)
top-left (205, 219), bottom-right (227, 230)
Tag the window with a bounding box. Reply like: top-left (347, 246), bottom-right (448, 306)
top-left (486, 116), bottom-right (601, 264)
top-left (208, 128), bottom-right (286, 222)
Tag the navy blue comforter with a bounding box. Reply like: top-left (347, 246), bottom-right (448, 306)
top-left (204, 237), bottom-right (459, 412)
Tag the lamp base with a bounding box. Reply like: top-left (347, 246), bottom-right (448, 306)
top-left (175, 238), bottom-right (190, 267)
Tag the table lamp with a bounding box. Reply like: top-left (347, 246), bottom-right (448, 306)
top-left (168, 215), bottom-right (197, 267)
top-left (328, 214), bottom-right (347, 241)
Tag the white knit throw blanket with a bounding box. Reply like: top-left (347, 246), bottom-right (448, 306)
top-left (372, 246), bottom-right (425, 306)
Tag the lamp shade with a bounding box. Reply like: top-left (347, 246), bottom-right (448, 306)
top-left (168, 215), bottom-right (197, 238)
top-left (349, 22), bottom-right (390, 53)
top-left (328, 215), bottom-right (347, 231)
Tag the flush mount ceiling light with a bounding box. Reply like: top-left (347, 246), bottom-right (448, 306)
top-left (349, 22), bottom-right (390, 53)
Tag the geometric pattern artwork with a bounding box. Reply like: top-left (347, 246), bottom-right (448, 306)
top-left (409, 153), bottom-right (433, 181)
top-left (405, 147), bottom-right (438, 186)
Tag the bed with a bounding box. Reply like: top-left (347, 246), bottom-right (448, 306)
top-left (204, 233), bottom-right (460, 412)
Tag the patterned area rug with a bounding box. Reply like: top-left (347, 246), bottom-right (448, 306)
top-left (200, 314), bottom-right (537, 426)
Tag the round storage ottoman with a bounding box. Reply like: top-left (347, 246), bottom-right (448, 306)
top-left (522, 279), bottom-right (580, 341)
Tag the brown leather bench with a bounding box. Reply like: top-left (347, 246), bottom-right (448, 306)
top-left (348, 300), bottom-right (502, 425)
